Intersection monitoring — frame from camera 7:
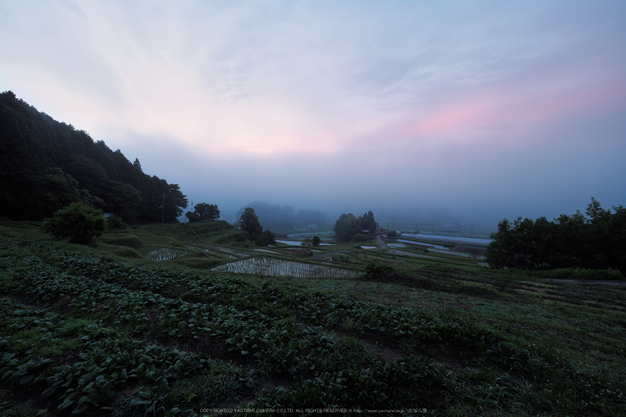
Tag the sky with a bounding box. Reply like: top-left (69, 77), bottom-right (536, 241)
top-left (1, 0), bottom-right (625, 228)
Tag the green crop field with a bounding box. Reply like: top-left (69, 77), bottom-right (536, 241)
top-left (0, 222), bottom-right (624, 416)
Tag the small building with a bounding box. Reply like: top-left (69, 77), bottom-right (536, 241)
top-left (307, 224), bottom-right (318, 231)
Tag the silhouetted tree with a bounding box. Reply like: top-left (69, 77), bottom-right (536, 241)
top-left (191, 203), bottom-right (220, 221)
top-left (361, 210), bottom-right (378, 234)
top-left (239, 207), bottom-right (263, 242)
top-left (333, 213), bottom-right (362, 242)
top-left (238, 207), bottom-right (278, 246)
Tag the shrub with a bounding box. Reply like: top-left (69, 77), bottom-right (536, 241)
top-left (538, 268), bottom-right (623, 281)
top-left (100, 235), bottom-right (144, 248)
top-left (234, 232), bottom-right (250, 243)
top-left (352, 233), bottom-right (369, 243)
top-left (364, 262), bottom-right (395, 280)
top-left (185, 211), bottom-right (202, 222)
top-left (42, 203), bottom-right (106, 245)
top-left (257, 230), bottom-right (276, 247)
top-left (106, 214), bottom-right (128, 230)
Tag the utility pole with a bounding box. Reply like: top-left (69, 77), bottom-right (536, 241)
top-left (161, 193), bottom-right (165, 224)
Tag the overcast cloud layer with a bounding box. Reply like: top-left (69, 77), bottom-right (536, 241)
top-left (1, 0), bottom-right (625, 226)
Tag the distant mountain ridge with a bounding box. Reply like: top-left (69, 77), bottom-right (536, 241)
top-left (0, 91), bottom-right (187, 222)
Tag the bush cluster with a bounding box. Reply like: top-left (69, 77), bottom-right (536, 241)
top-left (42, 202), bottom-right (106, 245)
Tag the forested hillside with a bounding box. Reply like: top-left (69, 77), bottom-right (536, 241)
top-left (486, 198), bottom-right (626, 274)
top-left (0, 91), bottom-right (187, 222)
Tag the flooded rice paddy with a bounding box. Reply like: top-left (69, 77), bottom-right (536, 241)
top-left (401, 233), bottom-right (492, 247)
top-left (146, 248), bottom-right (190, 261)
top-left (395, 239), bottom-right (449, 250)
top-left (276, 240), bottom-right (332, 246)
top-left (212, 257), bottom-right (358, 278)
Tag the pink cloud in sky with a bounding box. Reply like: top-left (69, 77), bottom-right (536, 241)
top-left (391, 73), bottom-right (626, 153)
top-left (199, 68), bottom-right (626, 161)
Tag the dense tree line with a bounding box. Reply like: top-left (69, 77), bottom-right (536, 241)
top-left (486, 198), bottom-right (626, 274)
top-left (0, 91), bottom-right (187, 222)
top-left (333, 211), bottom-right (378, 242)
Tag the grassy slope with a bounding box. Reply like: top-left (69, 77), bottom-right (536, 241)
top-left (0, 222), bottom-right (624, 416)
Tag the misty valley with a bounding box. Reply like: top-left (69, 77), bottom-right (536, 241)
top-left (1, 92), bottom-right (625, 416)
top-left (1, 214), bottom-right (625, 416)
